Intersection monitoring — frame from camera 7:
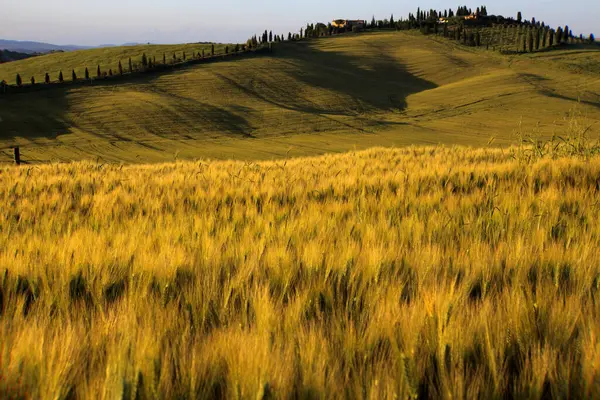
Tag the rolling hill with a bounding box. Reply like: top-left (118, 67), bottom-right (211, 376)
top-left (1, 30), bottom-right (599, 163)
top-left (0, 42), bottom-right (233, 85)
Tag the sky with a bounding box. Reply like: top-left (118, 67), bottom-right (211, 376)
top-left (2, 0), bottom-right (598, 46)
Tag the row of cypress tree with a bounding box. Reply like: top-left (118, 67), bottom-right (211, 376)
top-left (439, 22), bottom-right (593, 53)
top-left (8, 43), bottom-right (250, 87)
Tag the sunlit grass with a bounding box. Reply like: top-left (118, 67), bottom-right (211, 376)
top-left (1, 143), bottom-right (600, 398)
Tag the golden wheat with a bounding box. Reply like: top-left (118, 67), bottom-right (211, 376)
top-left (1, 146), bottom-right (599, 398)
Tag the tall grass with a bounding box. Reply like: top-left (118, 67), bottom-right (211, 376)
top-left (511, 109), bottom-right (600, 163)
top-left (1, 145), bottom-right (600, 398)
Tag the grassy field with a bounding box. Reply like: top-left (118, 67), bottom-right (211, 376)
top-left (0, 42), bottom-right (233, 85)
top-left (1, 144), bottom-right (600, 398)
top-left (1, 30), bottom-right (599, 164)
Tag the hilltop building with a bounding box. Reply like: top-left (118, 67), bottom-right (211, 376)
top-left (331, 19), bottom-right (365, 29)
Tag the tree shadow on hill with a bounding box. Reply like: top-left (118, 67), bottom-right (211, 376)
top-left (517, 73), bottom-right (600, 109)
top-left (0, 41), bottom-right (438, 150)
top-left (539, 90), bottom-right (600, 109)
top-left (0, 89), bottom-right (72, 146)
top-left (526, 43), bottom-right (600, 56)
top-left (216, 40), bottom-right (437, 117)
top-left (0, 69), bottom-right (256, 147)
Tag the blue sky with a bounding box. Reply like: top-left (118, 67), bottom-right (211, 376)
top-left (2, 0), bottom-right (597, 46)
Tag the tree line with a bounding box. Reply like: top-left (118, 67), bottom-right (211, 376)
top-left (2, 4), bottom-right (597, 90)
top-left (397, 5), bottom-right (595, 52)
top-left (247, 4), bottom-right (595, 49)
top-left (2, 43), bottom-right (265, 89)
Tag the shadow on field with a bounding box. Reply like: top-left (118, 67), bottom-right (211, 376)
top-left (279, 40), bottom-right (438, 112)
top-left (142, 85), bottom-right (255, 138)
top-left (216, 40), bottom-right (437, 115)
top-left (540, 90), bottom-right (600, 109)
top-left (0, 62), bottom-right (257, 146)
top-left (0, 89), bottom-right (71, 144)
top-left (518, 72), bottom-right (600, 109)
top-left (0, 40), bottom-right (437, 146)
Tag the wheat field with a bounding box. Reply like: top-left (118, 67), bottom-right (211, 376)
top-left (1, 143), bottom-right (600, 398)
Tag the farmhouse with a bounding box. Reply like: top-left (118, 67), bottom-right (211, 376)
top-left (331, 19), bottom-right (365, 29)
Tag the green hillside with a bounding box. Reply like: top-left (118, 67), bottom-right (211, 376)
top-left (0, 43), bottom-right (233, 84)
top-left (1, 31), bottom-right (599, 163)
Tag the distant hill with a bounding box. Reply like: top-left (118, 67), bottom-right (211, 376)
top-left (0, 39), bottom-right (92, 54)
top-left (0, 49), bottom-right (36, 63)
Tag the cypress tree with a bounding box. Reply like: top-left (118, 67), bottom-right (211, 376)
top-left (85, 67), bottom-right (90, 80)
top-left (109, 69), bottom-right (113, 76)
top-left (542, 28), bottom-right (548, 47)
top-left (211, 44), bottom-right (215, 56)
top-left (225, 46), bottom-right (229, 54)
top-left (118, 61), bottom-right (123, 75)
top-left (183, 52), bottom-right (186, 60)
top-left (163, 53), bottom-right (166, 64)
top-left (16, 73), bottom-right (22, 86)
top-left (517, 11), bottom-right (522, 23)
top-left (72, 69), bottom-right (77, 81)
top-left (45, 73), bottom-right (50, 84)
top-left (549, 29), bottom-right (555, 47)
top-left (555, 27), bottom-right (563, 44)
top-left (563, 26), bottom-right (569, 42)
top-left (30, 76), bottom-right (35, 85)
top-left (97, 65), bottom-right (101, 78)
top-left (141, 53), bottom-right (148, 67)
top-left (527, 29), bottom-right (534, 52)
top-left (59, 71), bottom-right (64, 83)
top-left (269, 31), bottom-right (273, 42)
top-left (534, 29), bottom-right (540, 50)
top-left (129, 57), bottom-right (133, 72)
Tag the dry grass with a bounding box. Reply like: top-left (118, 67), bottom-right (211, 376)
top-left (1, 143), bottom-right (600, 398)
